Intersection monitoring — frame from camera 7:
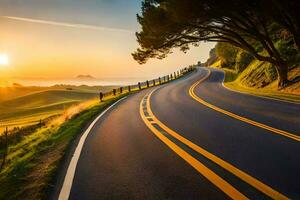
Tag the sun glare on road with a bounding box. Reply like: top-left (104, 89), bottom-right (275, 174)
top-left (0, 53), bottom-right (9, 66)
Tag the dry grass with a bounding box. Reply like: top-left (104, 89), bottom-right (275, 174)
top-left (0, 71), bottom-right (191, 200)
top-left (0, 93), bottom-right (127, 200)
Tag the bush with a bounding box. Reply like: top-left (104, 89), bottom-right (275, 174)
top-left (275, 38), bottom-right (299, 67)
top-left (216, 42), bottom-right (239, 69)
top-left (235, 51), bottom-right (254, 72)
top-left (205, 47), bottom-right (218, 66)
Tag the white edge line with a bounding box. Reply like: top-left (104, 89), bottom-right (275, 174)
top-left (58, 96), bottom-right (128, 200)
top-left (215, 68), bottom-right (300, 105)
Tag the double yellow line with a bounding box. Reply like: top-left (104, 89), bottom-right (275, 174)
top-left (189, 69), bottom-right (300, 142)
top-left (140, 89), bottom-right (289, 200)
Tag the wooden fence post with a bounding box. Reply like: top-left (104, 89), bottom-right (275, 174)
top-left (120, 87), bottom-right (123, 94)
top-left (146, 80), bottom-right (149, 88)
top-left (138, 82), bottom-right (141, 90)
top-left (153, 80), bottom-right (156, 86)
top-left (99, 92), bottom-right (103, 102)
top-left (113, 89), bottom-right (116, 96)
top-left (0, 127), bottom-right (8, 171)
top-left (159, 77), bottom-right (161, 85)
top-left (128, 85), bottom-right (131, 92)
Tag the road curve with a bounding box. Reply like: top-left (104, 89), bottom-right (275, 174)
top-left (59, 67), bottom-right (300, 199)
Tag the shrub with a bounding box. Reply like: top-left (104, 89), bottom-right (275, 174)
top-left (216, 42), bottom-right (239, 69)
top-left (235, 51), bottom-right (254, 72)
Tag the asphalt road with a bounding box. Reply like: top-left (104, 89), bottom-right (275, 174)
top-left (64, 67), bottom-right (300, 200)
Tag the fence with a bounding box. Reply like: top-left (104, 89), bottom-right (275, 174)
top-left (0, 127), bottom-right (7, 171)
top-left (99, 66), bottom-right (195, 101)
top-left (0, 116), bottom-right (55, 172)
top-left (0, 66), bottom-right (196, 171)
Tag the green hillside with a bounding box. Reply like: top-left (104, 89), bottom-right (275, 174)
top-left (0, 85), bottom-right (116, 103)
top-left (204, 38), bottom-right (300, 103)
top-left (209, 59), bottom-right (300, 103)
top-left (0, 89), bottom-right (101, 132)
top-left (0, 90), bottom-right (97, 110)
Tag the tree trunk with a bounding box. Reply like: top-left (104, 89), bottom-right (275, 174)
top-left (293, 33), bottom-right (300, 53)
top-left (275, 63), bottom-right (289, 88)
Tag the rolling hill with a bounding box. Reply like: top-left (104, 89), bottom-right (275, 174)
top-left (0, 87), bottom-right (111, 132)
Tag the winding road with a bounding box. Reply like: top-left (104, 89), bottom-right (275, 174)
top-left (57, 67), bottom-right (300, 200)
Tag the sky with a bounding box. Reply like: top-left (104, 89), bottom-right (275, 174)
top-left (0, 0), bottom-right (215, 80)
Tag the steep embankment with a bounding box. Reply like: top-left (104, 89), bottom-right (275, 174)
top-left (211, 60), bottom-right (300, 103)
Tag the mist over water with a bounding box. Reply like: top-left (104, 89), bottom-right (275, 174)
top-left (7, 77), bottom-right (147, 87)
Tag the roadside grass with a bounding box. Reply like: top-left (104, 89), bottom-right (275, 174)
top-left (222, 68), bottom-right (239, 82)
top-left (0, 93), bottom-right (127, 200)
top-left (0, 89), bottom-right (101, 132)
top-left (0, 70), bottom-right (193, 200)
top-left (209, 60), bottom-right (300, 103)
top-left (225, 81), bottom-right (300, 103)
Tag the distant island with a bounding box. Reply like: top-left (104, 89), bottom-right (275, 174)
top-left (12, 82), bottom-right (24, 87)
top-left (76, 75), bottom-right (96, 79)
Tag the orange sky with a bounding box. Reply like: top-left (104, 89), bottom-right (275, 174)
top-left (0, 3), bottom-right (215, 80)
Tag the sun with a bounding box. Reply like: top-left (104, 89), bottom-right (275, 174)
top-left (0, 53), bottom-right (9, 66)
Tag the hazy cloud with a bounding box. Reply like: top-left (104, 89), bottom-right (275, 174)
top-left (2, 16), bottom-right (133, 33)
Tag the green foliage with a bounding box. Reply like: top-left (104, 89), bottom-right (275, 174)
top-left (223, 69), bottom-right (238, 82)
top-left (134, 0), bottom-right (300, 87)
top-left (265, 64), bottom-right (277, 82)
top-left (205, 47), bottom-right (218, 66)
top-left (209, 47), bottom-right (216, 58)
top-left (235, 51), bottom-right (254, 72)
top-left (215, 42), bottom-right (239, 69)
top-left (276, 38), bottom-right (299, 65)
top-left (216, 43), bottom-right (238, 64)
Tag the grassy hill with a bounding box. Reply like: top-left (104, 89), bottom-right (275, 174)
top-left (0, 86), bottom-right (115, 132)
top-left (205, 39), bottom-right (300, 103)
top-left (1, 90), bottom-right (97, 109)
top-left (211, 59), bottom-right (300, 103)
top-left (0, 85), bottom-right (116, 102)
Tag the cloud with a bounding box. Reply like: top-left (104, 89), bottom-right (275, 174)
top-left (2, 16), bottom-right (133, 33)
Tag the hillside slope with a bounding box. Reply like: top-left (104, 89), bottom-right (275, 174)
top-left (211, 60), bottom-right (300, 103)
top-left (0, 90), bottom-right (97, 110)
top-left (0, 90), bottom-right (99, 132)
top-left (0, 85), bottom-right (115, 103)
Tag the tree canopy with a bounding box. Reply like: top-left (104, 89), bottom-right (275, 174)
top-left (216, 42), bottom-right (239, 68)
top-left (132, 0), bottom-right (300, 87)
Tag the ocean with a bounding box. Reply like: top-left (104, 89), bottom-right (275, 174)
top-left (1, 77), bottom-right (148, 87)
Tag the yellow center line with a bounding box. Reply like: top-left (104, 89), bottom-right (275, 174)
top-left (140, 91), bottom-right (249, 200)
top-left (141, 88), bottom-right (290, 200)
top-left (189, 69), bottom-right (300, 142)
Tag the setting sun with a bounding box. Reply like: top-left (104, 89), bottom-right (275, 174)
top-left (0, 53), bottom-right (9, 66)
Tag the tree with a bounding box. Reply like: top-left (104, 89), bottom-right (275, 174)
top-left (205, 47), bottom-right (217, 66)
top-left (132, 0), bottom-right (300, 87)
top-left (215, 42), bottom-right (239, 68)
top-left (260, 0), bottom-right (300, 51)
top-left (235, 50), bottom-right (254, 72)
